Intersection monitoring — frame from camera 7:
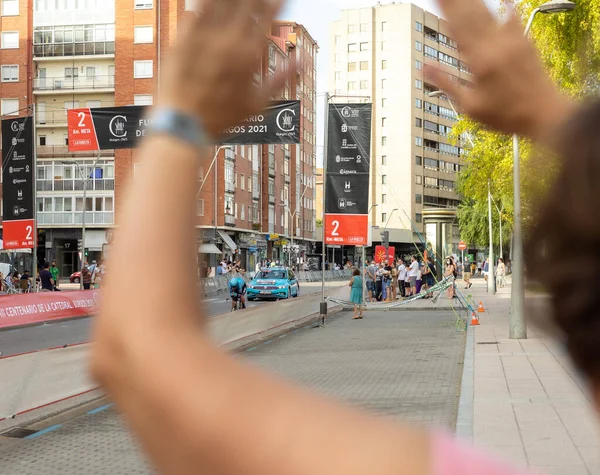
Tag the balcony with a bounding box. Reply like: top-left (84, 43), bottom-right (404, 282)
top-left (225, 181), bottom-right (235, 193)
top-left (224, 214), bottom-right (236, 227)
top-left (34, 75), bottom-right (115, 94)
top-left (34, 42), bottom-right (115, 59)
top-left (37, 211), bottom-right (114, 226)
top-left (252, 188), bottom-right (260, 200)
top-left (37, 146), bottom-right (114, 158)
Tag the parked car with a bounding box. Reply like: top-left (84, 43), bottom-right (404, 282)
top-left (70, 271), bottom-right (81, 283)
top-left (247, 267), bottom-right (299, 301)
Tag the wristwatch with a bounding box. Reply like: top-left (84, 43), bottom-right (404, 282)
top-left (149, 108), bottom-right (210, 150)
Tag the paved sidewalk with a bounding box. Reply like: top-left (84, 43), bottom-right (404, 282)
top-left (462, 277), bottom-right (600, 474)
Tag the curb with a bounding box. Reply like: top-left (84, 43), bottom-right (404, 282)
top-left (455, 323), bottom-right (475, 442)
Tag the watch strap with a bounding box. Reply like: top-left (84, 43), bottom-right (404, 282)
top-left (149, 108), bottom-right (209, 149)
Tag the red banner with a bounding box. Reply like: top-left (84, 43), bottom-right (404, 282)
top-left (67, 109), bottom-right (99, 152)
top-left (0, 290), bottom-right (100, 330)
top-left (325, 214), bottom-right (369, 246)
top-left (3, 219), bottom-right (35, 250)
top-left (374, 245), bottom-right (395, 265)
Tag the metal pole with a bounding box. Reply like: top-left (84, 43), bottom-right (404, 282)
top-left (321, 93), bottom-right (329, 304)
top-left (32, 105), bottom-right (38, 290)
top-left (80, 163), bottom-right (87, 291)
top-left (499, 212), bottom-right (503, 261)
top-left (508, 12), bottom-right (539, 338)
top-left (487, 181), bottom-right (495, 295)
top-left (361, 245), bottom-right (366, 307)
top-left (510, 134), bottom-right (526, 338)
top-left (215, 147), bottom-right (218, 270)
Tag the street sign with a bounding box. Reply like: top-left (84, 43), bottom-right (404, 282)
top-left (458, 241), bottom-right (467, 251)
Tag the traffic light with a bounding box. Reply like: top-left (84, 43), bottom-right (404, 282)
top-left (382, 230), bottom-right (390, 248)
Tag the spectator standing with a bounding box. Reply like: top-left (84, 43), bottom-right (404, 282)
top-left (390, 263), bottom-right (398, 300)
top-left (463, 260), bottom-right (472, 289)
top-left (50, 260), bottom-right (60, 290)
top-left (397, 260), bottom-right (407, 298)
top-left (445, 257), bottom-right (456, 299)
top-left (348, 268), bottom-right (364, 320)
top-left (20, 270), bottom-right (31, 293)
top-left (96, 260), bottom-right (107, 288)
top-left (39, 263), bottom-right (54, 292)
top-left (421, 260), bottom-right (431, 296)
top-left (365, 260), bottom-right (377, 302)
top-left (496, 258), bottom-right (507, 288)
top-left (416, 260), bottom-right (423, 295)
top-left (82, 265), bottom-right (92, 290)
top-left (407, 256), bottom-right (419, 297)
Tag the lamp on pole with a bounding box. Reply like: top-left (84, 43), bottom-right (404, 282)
top-left (362, 204), bottom-right (378, 303)
top-left (382, 208), bottom-right (398, 265)
top-left (510, 0), bottom-right (575, 339)
top-left (198, 145), bottom-right (234, 273)
top-left (62, 155), bottom-right (101, 291)
top-left (428, 91), bottom-right (496, 294)
top-left (288, 173), bottom-right (322, 269)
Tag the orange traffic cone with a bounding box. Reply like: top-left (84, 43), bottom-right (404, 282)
top-left (471, 312), bottom-right (480, 326)
top-left (478, 301), bottom-right (485, 313)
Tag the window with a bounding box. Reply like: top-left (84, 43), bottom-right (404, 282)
top-left (360, 80), bottom-right (368, 90)
top-left (360, 23), bottom-right (368, 32)
top-left (382, 175), bottom-right (387, 184)
top-left (382, 117), bottom-right (387, 127)
top-left (39, 135), bottom-right (46, 146)
top-left (64, 67), bottom-right (78, 78)
top-left (381, 79), bottom-right (387, 89)
top-left (415, 156), bottom-right (422, 166)
top-left (134, 26), bottom-right (153, 44)
top-left (382, 136), bottom-right (387, 146)
top-left (196, 199), bottom-right (204, 216)
top-left (64, 101), bottom-right (80, 115)
top-left (382, 155), bottom-right (387, 165)
top-left (415, 98), bottom-right (422, 109)
top-left (415, 79), bottom-right (422, 89)
top-left (381, 41), bottom-right (387, 50)
top-left (425, 45), bottom-right (437, 59)
top-left (382, 194), bottom-right (387, 204)
top-left (425, 177), bottom-right (438, 187)
top-left (335, 71), bottom-right (341, 80)
top-left (360, 61), bottom-right (368, 71)
top-left (1, 64), bottom-right (18, 82)
top-left (1, 98), bottom-right (18, 116)
top-left (135, 0), bottom-right (153, 9)
top-left (416, 213), bottom-right (423, 223)
top-left (415, 137), bottom-right (423, 146)
top-left (335, 35), bottom-right (342, 45)
top-left (381, 60), bottom-right (387, 70)
top-left (1, 31), bottom-right (18, 49)
top-left (348, 81), bottom-right (357, 90)
top-left (134, 94), bottom-right (153, 106)
top-left (2, 0), bottom-right (18, 16)
top-left (348, 62), bottom-right (357, 72)
top-left (134, 60), bottom-right (153, 78)
top-left (415, 118), bottom-right (422, 127)
top-left (415, 194), bottom-right (423, 204)
top-left (240, 174), bottom-right (245, 190)
top-left (381, 98), bottom-right (387, 108)
top-left (360, 42), bottom-right (369, 51)
top-left (415, 40), bottom-right (422, 52)
top-left (381, 213), bottom-right (387, 223)
top-left (416, 60), bottom-right (422, 70)
top-left (381, 21), bottom-right (387, 32)
top-left (416, 21), bottom-right (423, 32)
top-left (416, 175), bottom-right (423, 185)
top-left (348, 25), bottom-right (357, 34)
top-left (348, 43), bottom-right (357, 52)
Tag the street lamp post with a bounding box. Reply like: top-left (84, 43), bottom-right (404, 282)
top-left (63, 155), bottom-right (101, 291)
top-left (510, 0), bottom-right (575, 339)
top-left (363, 204), bottom-right (379, 304)
top-left (428, 91), bottom-right (495, 293)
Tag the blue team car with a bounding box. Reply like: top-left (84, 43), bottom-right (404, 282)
top-left (247, 267), bottom-right (300, 301)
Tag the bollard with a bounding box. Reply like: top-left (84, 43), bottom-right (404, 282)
top-left (318, 301), bottom-right (327, 328)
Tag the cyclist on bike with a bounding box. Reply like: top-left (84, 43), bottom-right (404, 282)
top-left (227, 275), bottom-right (247, 311)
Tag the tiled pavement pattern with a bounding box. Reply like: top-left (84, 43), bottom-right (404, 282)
top-left (0, 309), bottom-right (466, 474)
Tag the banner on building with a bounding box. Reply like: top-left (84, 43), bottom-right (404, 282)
top-left (324, 103), bottom-right (372, 246)
top-left (2, 117), bottom-right (35, 250)
top-left (67, 101), bottom-right (301, 152)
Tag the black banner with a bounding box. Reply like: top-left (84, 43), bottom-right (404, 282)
top-left (325, 103), bottom-right (372, 215)
top-left (221, 100), bottom-right (301, 144)
top-left (91, 106), bottom-right (149, 150)
top-left (2, 117), bottom-right (34, 221)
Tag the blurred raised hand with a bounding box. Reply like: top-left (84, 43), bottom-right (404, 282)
top-left (426, 0), bottom-right (576, 146)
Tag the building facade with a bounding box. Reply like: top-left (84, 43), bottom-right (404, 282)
top-left (0, 0), bottom-right (317, 277)
top-left (328, 3), bottom-right (469, 254)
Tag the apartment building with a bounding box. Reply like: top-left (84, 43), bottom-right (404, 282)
top-left (0, 0), bottom-right (317, 276)
top-left (329, 2), bottom-right (469, 253)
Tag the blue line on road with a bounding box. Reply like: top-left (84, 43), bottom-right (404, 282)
top-left (88, 403), bottom-right (114, 415)
top-left (24, 424), bottom-right (62, 439)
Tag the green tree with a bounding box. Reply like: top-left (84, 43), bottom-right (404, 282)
top-left (456, 0), bottom-right (600, 243)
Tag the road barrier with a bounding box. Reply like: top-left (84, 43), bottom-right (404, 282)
top-left (0, 282), bottom-right (350, 423)
top-left (0, 291), bottom-right (100, 330)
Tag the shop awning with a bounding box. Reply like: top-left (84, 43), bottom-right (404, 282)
top-left (217, 230), bottom-right (237, 252)
top-left (198, 244), bottom-right (222, 255)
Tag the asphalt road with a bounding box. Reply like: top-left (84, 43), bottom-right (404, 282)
top-left (0, 282), bottom-right (343, 358)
